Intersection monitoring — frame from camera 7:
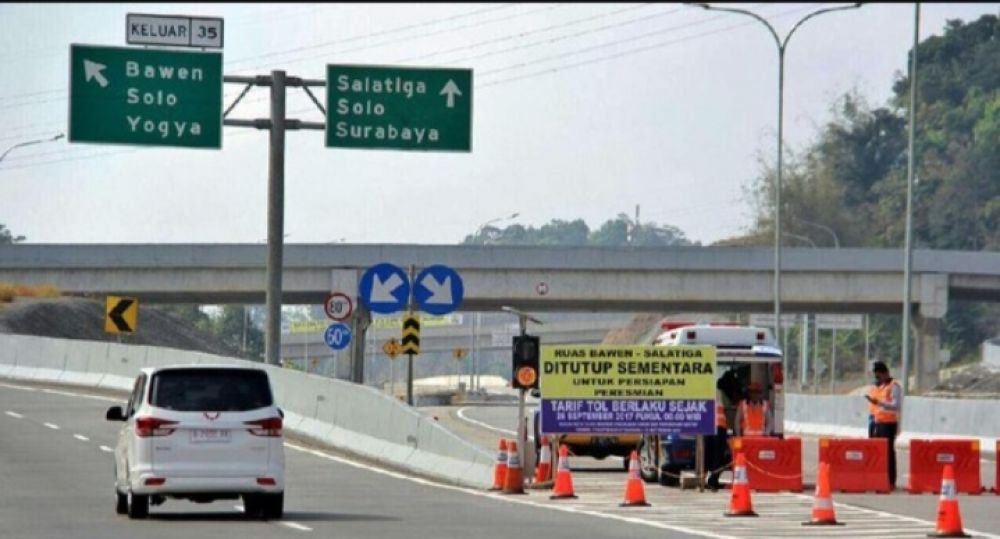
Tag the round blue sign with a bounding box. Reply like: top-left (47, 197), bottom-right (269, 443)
top-left (359, 262), bottom-right (410, 314)
top-left (414, 264), bottom-right (464, 316)
top-left (324, 322), bottom-right (352, 351)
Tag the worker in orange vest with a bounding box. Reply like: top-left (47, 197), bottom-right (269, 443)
top-left (735, 382), bottom-right (771, 437)
top-left (866, 361), bottom-right (902, 488)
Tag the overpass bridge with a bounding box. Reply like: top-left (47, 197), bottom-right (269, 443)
top-left (2, 243), bottom-right (998, 390)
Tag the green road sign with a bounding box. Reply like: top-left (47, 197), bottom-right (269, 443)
top-left (326, 64), bottom-right (472, 152)
top-left (68, 44), bottom-right (222, 149)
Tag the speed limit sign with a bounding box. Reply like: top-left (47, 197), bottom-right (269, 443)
top-left (324, 292), bottom-right (354, 321)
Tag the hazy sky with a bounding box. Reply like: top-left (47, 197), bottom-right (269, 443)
top-left (2, 3), bottom-right (998, 246)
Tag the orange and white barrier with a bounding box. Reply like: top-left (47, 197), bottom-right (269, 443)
top-left (819, 437), bottom-right (891, 493)
top-left (908, 440), bottom-right (983, 495)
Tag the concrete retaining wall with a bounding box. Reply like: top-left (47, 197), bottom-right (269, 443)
top-left (0, 334), bottom-right (493, 489)
top-left (785, 393), bottom-right (1000, 455)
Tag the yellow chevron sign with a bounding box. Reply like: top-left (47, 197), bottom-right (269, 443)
top-left (401, 314), bottom-right (420, 355)
top-left (453, 347), bottom-right (467, 360)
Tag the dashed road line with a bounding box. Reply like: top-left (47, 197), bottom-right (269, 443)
top-left (279, 522), bottom-right (313, 532)
top-left (5, 410), bottom-right (24, 418)
top-left (43, 422), bottom-right (60, 430)
top-left (73, 434), bottom-right (90, 442)
top-left (99, 445), bottom-right (113, 453)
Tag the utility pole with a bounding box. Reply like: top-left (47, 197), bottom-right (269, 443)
top-left (901, 3), bottom-right (921, 395)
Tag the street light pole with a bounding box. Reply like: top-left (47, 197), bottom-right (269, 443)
top-left (795, 217), bottom-right (840, 248)
top-left (0, 133), bottom-right (65, 163)
top-left (901, 3), bottom-right (920, 396)
top-left (689, 2), bottom-right (863, 374)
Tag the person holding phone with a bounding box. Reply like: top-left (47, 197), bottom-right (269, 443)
top-left (866, 361), bottom-right (902, 489)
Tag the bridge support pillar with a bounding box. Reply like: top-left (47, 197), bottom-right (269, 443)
top-left (913, 274), bottom-right (949, 393)
top-left (351, 304), bottom-right (371, 385)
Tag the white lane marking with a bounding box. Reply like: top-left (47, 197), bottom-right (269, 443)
top-left (284, 442), bottom-right (732, 539)
top-left (0, 381), bottom-right (119, 402)
top-left (99, 445), bottom-right (113, 453)
top-left (5, 411), bottom-right (24, 418)
top-left (73, 434), bottom-right (90, 442)
top-left (456, 406), bottom-right (535, 441)
top-left (234, 504), bottom-right (311, 532)
top-left (43, 422), bottom-right (60, 430)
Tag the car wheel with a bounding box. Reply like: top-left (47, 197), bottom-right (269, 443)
top-left (637, 439), bottom-right (659, 483)
top-left (243, 494), bottom-right (264, 518)
top-left (262, 492), bottom-right (284, 520)
top-left (127, 490), bottom-right (149, 519)
top-left (115, 489), bottom-right (128, 515)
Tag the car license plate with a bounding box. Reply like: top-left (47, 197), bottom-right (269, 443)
top-left (191, 429), bottom-right (230, 443)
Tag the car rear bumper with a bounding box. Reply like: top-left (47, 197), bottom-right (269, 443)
top-left (129, 473), bottom-right (284, 495)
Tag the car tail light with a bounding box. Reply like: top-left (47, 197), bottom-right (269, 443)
top-left (135, 417), bottom-right (178, 437)
top-left (771, 363), bottom-right (784, 385)
top-left (144, 477), bottom-right (166, 486)
top-left (245, 417), bottom-right (282, 437)
top-left (256, 477), bottom-right (276, 486)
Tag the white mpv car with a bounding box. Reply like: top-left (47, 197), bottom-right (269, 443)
top-left (106, 365), bottom-right (285, 519)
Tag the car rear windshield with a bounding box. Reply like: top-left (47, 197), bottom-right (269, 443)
top-left (149, 368), bottom-right (274, 412)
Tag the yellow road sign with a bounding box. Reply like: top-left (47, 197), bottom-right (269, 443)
top-left (382, 338), bottom-right (401, 359)
top-left (105, 295), bottom-right (138, 334)
top-left (453, 348), bottom-right (467, 360)
top-left (401, 314), bottom-right (420, 355)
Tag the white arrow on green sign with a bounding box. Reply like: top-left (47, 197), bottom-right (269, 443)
top-left (325, 64), bottom-right (473, 152)
top-left (68, 44), bottom-right (223, 149)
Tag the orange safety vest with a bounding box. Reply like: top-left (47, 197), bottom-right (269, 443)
top-left (872, 380), bottom-right (901, 424)
top-left (867, 385), bottom-right (879, 417)
top-left (739, 400), bottom-right (768, 436)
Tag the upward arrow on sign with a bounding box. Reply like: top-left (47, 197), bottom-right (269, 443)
top-left (440, 79), bottom-right (461, 108)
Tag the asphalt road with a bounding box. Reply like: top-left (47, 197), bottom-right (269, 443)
top-left (0, 381), bottom-right (701, 539)
top-left (437, 403), bottom-right (1000, 538)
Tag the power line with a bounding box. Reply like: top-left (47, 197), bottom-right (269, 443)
top-left (393, 3), bottom-right (658, 64)
top-left (476, 3), bottom-right (819, 85)
top-left (226, 3), bottom-right (518, 67)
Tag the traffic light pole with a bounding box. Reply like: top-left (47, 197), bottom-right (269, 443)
top-left (503, 306), bottom-right (542, 482)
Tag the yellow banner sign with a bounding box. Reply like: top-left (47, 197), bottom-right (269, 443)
top-left (372, 314), bottom-right (461, 329)
top-left (540, 345), bottom-right (716, 400)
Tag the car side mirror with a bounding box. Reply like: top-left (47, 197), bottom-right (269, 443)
top-left (105, 406), bottom-right (126, 421)
top-left (276, 407), bottom-right (284, 419)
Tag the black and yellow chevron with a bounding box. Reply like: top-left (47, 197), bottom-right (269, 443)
top-left (401, 314), bottom-right (420, 355)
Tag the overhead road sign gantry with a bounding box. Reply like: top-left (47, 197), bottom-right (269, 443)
top-left (325, 64), bottom-right (473, 152)
top-left (68, 44), bottom-right (223, 148)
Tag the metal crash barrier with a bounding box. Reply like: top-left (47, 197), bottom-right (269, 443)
top-left (819, 437), bottom-right (890, 493)
top-left (731, 436), bottom-right (803, 492)
top-left (907, 439), bottom-right (983, 494)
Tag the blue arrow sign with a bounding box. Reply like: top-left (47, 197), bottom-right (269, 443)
top-left (324, 322), bottom-right (352, 351)
top-left (414, 264), bottom-right (464, 316)
top-left (359, 262), bottom-right (410, 314)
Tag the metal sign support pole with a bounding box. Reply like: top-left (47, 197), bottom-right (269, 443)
top-left (222, 72), bottom-right (326, 367)
top-left (406, 264), bottom-right (416, 406)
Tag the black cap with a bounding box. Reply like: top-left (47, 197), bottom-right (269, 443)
top-left (872, 361), bottom-right (889, 374)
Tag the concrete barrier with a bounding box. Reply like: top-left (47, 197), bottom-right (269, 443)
top-left (785, 392), bottom-right (1000, 456)
top-left (0, 334), bottom-right (493, 489)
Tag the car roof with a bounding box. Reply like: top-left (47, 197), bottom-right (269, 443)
top-left (140, 364), bottom-right (268, 376)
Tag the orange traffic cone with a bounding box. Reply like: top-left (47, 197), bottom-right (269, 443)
top-left (620, 450), bottom-right (651, 507)
top-left (927, 464), bottom-right (971, 538)
top-left (490, 439), bottom-right (508, 491)
top-left (550, 444), bottom-right (578, 499)
top-left (534, 436), bottom-right (552, 483)
top-left (502, 440), bottom-right (526, 495)
top-left (802, 462), bottom-right (844, 526)
top-left (724, 452), bottom-right (758, 517)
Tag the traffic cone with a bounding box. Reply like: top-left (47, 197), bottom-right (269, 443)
top-left (550, 444), bottom-right (578, 499)
top-left (502, 440), bottom-right (525, 495)
top-left (620, 450), bottom-right (651, 507)
top-left (927, 464), bottom-right (971, 538)
top-left (534, 436), bottom-right (552, 483)
top-left (802, 462), bottom-right (844, 526)
top-left (724, 452), bottom-right (758, 517)
top-left (489, 439), bottom-right (508, 491)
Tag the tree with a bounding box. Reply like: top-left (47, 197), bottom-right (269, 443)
top-left (0, 224), bottom-right (25, 244)
top-left (461, 214), bottom-right (693, 247)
